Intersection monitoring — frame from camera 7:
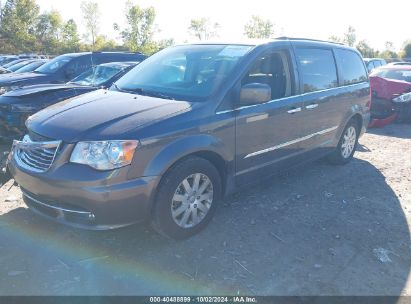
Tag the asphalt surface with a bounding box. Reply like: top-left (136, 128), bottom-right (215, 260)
top-left (0, 124), bottom-right (410, 296)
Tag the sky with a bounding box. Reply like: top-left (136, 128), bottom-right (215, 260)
top-left (34, 0), bottom-right (411, 52)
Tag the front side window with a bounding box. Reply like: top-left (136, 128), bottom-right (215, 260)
top-left (335, 49), bottom-right (368, 85)
top-left (241, 50), bottom-right (293, 100)
top-left (114, 44), bottom-right (253, 102)
top-left (35, 55), bottom-right (72, 74)
top-left (296, 48), bottom-right (338, 93)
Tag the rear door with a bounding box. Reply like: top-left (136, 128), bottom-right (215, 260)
top-left (235, 46), bottom-right (306, 185)
top-left (292, 45), bottom-right (343, 151)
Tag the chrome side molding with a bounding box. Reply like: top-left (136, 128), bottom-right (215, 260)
top-left (244, 126), bottom-right (338, 159)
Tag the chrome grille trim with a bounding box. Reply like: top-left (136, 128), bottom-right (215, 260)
top-left (13, 135), bottom-right (61, 173)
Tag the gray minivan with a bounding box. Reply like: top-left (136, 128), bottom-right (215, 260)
top-left (8, 38), bottom-right (371, 239)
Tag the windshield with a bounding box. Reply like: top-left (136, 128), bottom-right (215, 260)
top-left (70, 65), bottom-right (124, 87)
top-left (372, 69), bottom-right (411, 83)
top-left (114, 44), bottom-right (253, 101)
top-left (35, 55), bottom-right (72, 74)
top-left (14, 61), bottom-right (46, 73)
top-left (3, 60), bottom-right (24, 68)
top-left (7, 61), bottom-right (32, 72)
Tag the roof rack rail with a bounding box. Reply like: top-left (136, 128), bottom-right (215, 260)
top-left (276, 36), bottom-right (346, 46)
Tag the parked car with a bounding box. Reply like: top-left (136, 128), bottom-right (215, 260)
top-left (0, 55), bottom-right (19, 66)
top-left (364, 58), bottom-right (387, 73)
top-left (7, 39), bottom-right (370, 239)
top-left (387, 61), bottom-right (411, 66)
top-left (13, 60), bottom-right (49, 73)
top-left (0, 61), bottom-right (141, 140)
top-left (368, 65), bottom-right (411, 127)
top-left (0, 67), bottom-right (10, 75)
top-left (0, 52), bottom-right (146, 95)
top-left (6, 59), bottom-right (42, 73)
top-left (1, 59), bottom-right (28, 69)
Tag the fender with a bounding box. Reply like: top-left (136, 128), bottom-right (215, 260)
top-left (334, 104), bottom-right (369, 145)
top-left (141, 134), bottom-right (234, 178)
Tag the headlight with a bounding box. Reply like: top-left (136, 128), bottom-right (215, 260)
top-left (70, 140), bottom-right (139, 170)
top-left (393, 92), bottom-right (411, 103)
top-left (10, 104), bottom-right (38, 112)
top-left (0, 86), bottom-right (19, 95)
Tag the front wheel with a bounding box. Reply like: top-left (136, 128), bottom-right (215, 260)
top-left (327, 120), bottom-right (359, 165)
top-left (151, 156), bottom-right (222, 239)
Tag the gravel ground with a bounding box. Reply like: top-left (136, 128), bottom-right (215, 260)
top-left (0, 124), bottom-right (410, 296)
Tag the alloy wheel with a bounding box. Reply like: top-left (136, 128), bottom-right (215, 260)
top-left (341, 126), bottom-right (357, 159)
top-left (171, 173), bottom-right (214, 228)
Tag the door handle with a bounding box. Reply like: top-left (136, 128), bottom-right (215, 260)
top-left (306, 104), bottom-right (319, 110)
top-left (287, 107), bottom-right (302, 114)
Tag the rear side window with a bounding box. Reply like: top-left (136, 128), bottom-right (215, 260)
top-left (295, 48), bottom-right (338, 93)
top-left (335, 49), bottom-right (368, 85)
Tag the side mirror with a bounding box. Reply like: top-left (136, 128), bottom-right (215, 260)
top-left (240, 83), bottom-right (271, 106)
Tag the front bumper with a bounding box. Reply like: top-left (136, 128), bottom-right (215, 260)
top-left (8, 148), bottom-right (160, 230)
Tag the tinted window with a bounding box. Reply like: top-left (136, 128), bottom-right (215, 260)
top-left (373, 60), bottom-right (382, 67)
top-left (69, 55), bottom-right (92, 77)
top-left (241, 50), bottom-right (293, 100)
top-left (335, 49), bottom-right (368, 85)
top-left (295, 48), bottom-right (338, 93)
top-left (367, 62), bottom-right (375, 72)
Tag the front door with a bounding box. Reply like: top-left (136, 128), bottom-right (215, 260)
top-left (235, 48), bottom-right (306, 185)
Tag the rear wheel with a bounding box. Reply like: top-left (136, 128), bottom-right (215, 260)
top-left (328, 119), bottom-right (359, 165)
top-left (151, 156), bottom-right (222, 239)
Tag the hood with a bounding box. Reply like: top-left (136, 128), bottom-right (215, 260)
top-left (5, 83), bottom-right (92, 97)
top-left (0, 72), bottom-right (49, 86)
top-left (27, 90), bottom-right (191, 142)
top-left (370, 76), bottom-right (411, 100)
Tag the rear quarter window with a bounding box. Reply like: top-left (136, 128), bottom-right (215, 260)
top-left (295, 48), bottom-right (338, 93)
top-left (335, 49), bottom-right (368, 85)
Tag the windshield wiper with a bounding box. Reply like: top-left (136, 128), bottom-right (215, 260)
top-left (111, 83), bottom-right (135, 94)
top-left (141, 90), bottom-right (175, 100)
top-left (112, 84), bottom-right (175, 100)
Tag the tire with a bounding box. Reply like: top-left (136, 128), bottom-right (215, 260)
top-left (151, 156), bottom-right (222, 240)
top-left (327, 119), bottom-right (359, 165)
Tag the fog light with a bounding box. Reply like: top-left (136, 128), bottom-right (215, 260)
top-left (88, 214), bottom-right (96, 221)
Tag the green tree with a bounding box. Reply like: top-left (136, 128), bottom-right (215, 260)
top-left (61, 19), bottom-right (80, 52)
top-left (343, 25), bottom-right (356, 47)
top-left (328, 35), bottom-right (342, 43)
top-left (0, 0), bottom-right (40, 52)
top-left (188, 18), bottom-right (220, 40)
top-left (244, 15), bottom-right (274, 39)
top-left (356, 40), bottom-right (377, 58)
top-left (81, 0), bottom-right (99, 50)
top-left (93, 35), bottom-right (118, 51)
top-left (380, 41), bottom-right (398, 59)
top-left (401, 40), bottom-right (411, 59)
top-left (117, 2), bottom-right (157, 53)
top-left (34, 10), bottom-right (63, 54)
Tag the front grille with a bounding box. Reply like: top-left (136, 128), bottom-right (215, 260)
top-left (13, 134), bottom-right (61, 173)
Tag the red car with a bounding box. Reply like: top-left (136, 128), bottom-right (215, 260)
top-left (369, 65), bottom-right (411, 127)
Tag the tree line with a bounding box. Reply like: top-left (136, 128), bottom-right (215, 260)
top-left (329, 26), bottom-right (411, 59)
top-left (0, 0), bottom-right (410, 59)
